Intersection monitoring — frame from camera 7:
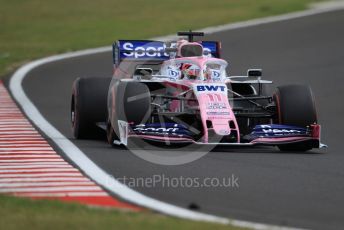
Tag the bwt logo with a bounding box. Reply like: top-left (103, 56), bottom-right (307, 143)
top-left (122, 42), bottom-right (169, 58)
top-left (196, 85), bottom-right (226, 92)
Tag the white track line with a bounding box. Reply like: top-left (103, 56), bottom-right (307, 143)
top-left (9, 2), bottom-right (344, 230)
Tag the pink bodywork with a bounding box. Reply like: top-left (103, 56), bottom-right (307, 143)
top-left (126, 57), bottom-right (321, 147)
top-left (159, 56), bottom-right (240, 143)
top-left (185, 81), bottom-right (239, 143)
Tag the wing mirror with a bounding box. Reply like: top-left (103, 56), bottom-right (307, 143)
top-left (133, 68), bottom-right (153, 80)
top-left (247, 69), bottom-right (262, 77)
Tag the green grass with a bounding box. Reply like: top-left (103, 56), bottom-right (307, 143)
top-left (0, 195), bottom-right (246, 230)
top-left (0, 0), bottom-right (322, 76)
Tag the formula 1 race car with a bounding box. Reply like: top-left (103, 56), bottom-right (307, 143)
top-left (71, 31), bottom-right (326, 151)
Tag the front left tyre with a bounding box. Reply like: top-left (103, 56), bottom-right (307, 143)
top-left (107, 81), bottom-right (151, 145)
top-left (71, 77), bottom-right (111, 139)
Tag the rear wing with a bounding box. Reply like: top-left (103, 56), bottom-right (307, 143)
top-left (113, 40), bottom-right (221, 66)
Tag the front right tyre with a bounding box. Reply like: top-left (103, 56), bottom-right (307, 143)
top-left (273, 84), bottom-right (318, 151)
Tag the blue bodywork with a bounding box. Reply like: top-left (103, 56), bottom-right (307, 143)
top-left (131, 123), bottom-right (193, 138)
top-left (113, 40), bottom-right (221, 65)
top-left (251, 124), bottom-right (308, 138)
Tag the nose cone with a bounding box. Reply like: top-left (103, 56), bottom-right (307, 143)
top-left (211, 120), bottom-right (231, 136)
top-left (192, 83), bottom-right (235, 137)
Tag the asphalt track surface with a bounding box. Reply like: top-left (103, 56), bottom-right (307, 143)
top-left (13, 10), bottom-right (344, 230)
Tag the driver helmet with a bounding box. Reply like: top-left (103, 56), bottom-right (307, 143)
top-left (181, 63), bottom-right (200, 80)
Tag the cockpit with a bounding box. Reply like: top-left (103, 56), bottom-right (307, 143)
top-left (160, 58), bottom-right (228, 82)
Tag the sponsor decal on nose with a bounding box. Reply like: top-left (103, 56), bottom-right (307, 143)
top-left (196, 85), bottom-right (226, 92)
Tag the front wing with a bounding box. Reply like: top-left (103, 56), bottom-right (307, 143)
top-left (114, 121), bottom-right (327, 149)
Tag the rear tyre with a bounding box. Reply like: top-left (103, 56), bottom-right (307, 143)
top-left (71, 77), bottom-right (111, 139)
top-left (273, 84), bottom-right (317, 151)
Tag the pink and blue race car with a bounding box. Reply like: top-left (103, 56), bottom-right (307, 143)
top-left (71, 31), bottom-right (326, 151)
